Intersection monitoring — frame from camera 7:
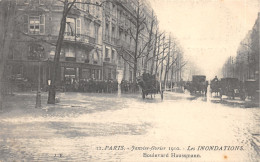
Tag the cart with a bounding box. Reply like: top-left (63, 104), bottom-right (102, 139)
top-left (219, 77), bottom-right (245, 100)
top-left (137, 73), bottom-right (163, 100)
top-left (244, 79), bottom-right (259, 100)
top-left (188, 75), bottom-right (208, 95)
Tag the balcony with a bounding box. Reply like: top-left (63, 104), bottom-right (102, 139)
top-left (65, 57), bottom-right (76, 62)
top-left (105, 57), bottom-right (110, 62)
top-left (64, 32), bottom-right (96, 45)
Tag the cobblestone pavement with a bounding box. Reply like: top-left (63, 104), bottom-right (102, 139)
top-left (0, 91), bottom-right (259, 161)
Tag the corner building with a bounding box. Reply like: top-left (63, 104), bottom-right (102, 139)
top-left (3, 0), bottom-right (157, 88)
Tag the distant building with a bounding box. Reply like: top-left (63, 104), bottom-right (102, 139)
top-left (223, 12), bottom-right (259, 81)
top-left (102, 0), bottom-right (157, 82)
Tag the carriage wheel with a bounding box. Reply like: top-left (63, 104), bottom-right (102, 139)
top-left (142, 91), bottom-right (145, 99)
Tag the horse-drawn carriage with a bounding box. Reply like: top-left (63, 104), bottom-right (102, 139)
top-left (137, 73), bottom-right (163, 99)
top-left (219, 78), bottom-right (245, 100)
top-left (244, 79), bottom-right (259, 100)
top-left (210, 77), bottom-right (259, 101)
top-left (210, 80), bottom-right (220, 96)
top-left (186, 75), bottom-right (208, 95)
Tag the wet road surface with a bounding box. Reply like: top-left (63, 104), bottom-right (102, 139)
top-left (0, 91), bottom-right (259, 161)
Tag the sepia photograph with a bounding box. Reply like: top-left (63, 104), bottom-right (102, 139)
top-left (0, 0), bottom-right (259, 161)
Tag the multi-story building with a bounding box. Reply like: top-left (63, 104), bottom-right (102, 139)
top-left (2, 0), bottom-right (157, 88)
top-left (226, 12), bottom-right (260, 81)
top-left (101, 0), bottom-right (157, 82)
top-left (5, 0), bottom-right (103, 88)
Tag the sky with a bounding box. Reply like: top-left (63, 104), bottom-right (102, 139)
top-left (148, 0), bottom-right (259, 79)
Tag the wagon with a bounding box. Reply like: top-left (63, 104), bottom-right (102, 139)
top-left (210, 80), bottom-right (220, 96)
top-left (219, 77), bottom-right (245, 100)
top-left (244, 79), bottom-right (259, 100)
top-left (187, 75), bottom-right (208, 95)
top-left (137, 73), bottom-right (163, 100)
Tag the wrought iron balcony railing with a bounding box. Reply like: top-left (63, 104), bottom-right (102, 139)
top-left (64, 32), bottom-right (96, 45)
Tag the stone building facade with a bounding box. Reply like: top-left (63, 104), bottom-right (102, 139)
top-left (223, 12), bottom-right (259, 81)
top-left (3, 0), bottom-right (157, 88)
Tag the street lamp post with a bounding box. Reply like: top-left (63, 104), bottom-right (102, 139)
top-left (35, 60), bottom-right (41, 108)
top-left (35, 46), bottom-right (44, 108)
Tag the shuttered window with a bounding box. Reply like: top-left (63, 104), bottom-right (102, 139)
top-left (76, 18), bottom-right (81, 35)
top-left (25, 15), bottom-right (45, 35)
top-left (23, 14), bottom-right (29, 33)
top-left (39, 15), bottom-right (45, 34)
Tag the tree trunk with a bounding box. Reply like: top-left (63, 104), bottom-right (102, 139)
top-left (133, 59), bottom-right (138, 93)
top-left (132, 4), bottom-right (140, 93)
top-left (150, 29), bottom-right (157, 75)
top-left (0, 0), bottom-right (16, 111)
top-left (163, 36), bottom-right (170, 90)
top-left (144, 12), bottom-right (154, 73)
top-left (47, 2), bottom-right (69, 104)
top-left (155, 35), bottom-right (161, 75)
top-left (160, 36), bottom-right (165, 91)
top-left (170, 65), bottom-right (174, 91)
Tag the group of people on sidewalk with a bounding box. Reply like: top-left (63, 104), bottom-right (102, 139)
top-left (61, 78), bottom-right (137, 93)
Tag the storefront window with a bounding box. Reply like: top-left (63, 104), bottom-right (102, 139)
top-left (82, 68), bottom-right (91, 79)
top-left (93, 51), bottom-right (99, 64)
top-left (28, 43), bottom-right (44, 60)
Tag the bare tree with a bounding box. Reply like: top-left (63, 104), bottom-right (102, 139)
top-left (47, 0), bottom-right (107, 104)
top-left (117, 0), bottom-right (153, 92)
top-left (150, 27), bottom-right (158, 74)
top-left (0, 0), bottom-right (16, 111)
top-left (143, 11), bottom-right (156, 73)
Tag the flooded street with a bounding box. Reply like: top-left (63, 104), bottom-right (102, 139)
top-left (0, 91), bottom-right (259, 161)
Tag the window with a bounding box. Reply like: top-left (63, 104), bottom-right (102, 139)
top-left (66, 18), bottom-right (75, 35)
top-left (82, 69), bottom-right (91, 79)
top-left (112, 49), bottom-right (115, 60)
top-left (119, 30), bottom-right (122, 40)
top-left (65, 18), bottom-right (80, 36)
top-left (65, 47), bottom-right (75, 58)
top-left (76, 18), bottom-right (81, 35)
top-left (26, 15), bottom-right (45, 34)
top-left (94, 25), bottom-right (99, 43)
top-left (86, 0), bottom-right (90, 13)
top-left (112, 26), bottom-right (115, 38)
top-left (76, 0), bottom-right (82, 9)
top-left (105, 48), bottom-right (109, 58)
top-left (112, 4), bottom-right (116, 17)
top-left (23, 15), bottom-right (29, 33)
top-left (24, 0), bottom-right (29, 4)
top-left (39, 0), bottom-right (44, 5)
top-left (96, 4), bottom-right (100, 18)
top-left (28, 44), bottom-right (45, 60)
top-left (39, 15), bottom-right (45, 34)
top-left (93, 51), bottom-right (99, 62)
top-left (105, 22), bottom-right (110, 41)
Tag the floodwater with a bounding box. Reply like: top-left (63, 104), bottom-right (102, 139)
top-left (0, 91), bottom-right (259, 161)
